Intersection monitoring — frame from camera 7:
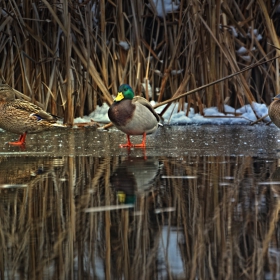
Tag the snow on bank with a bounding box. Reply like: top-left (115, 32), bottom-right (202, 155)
top-left (73, 102), bottom-right (272, 126)
top-left (74, 103), bottom-right (111, 124)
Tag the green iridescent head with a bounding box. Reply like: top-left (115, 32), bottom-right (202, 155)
top-left (114, 84), bottom-right (134, 102)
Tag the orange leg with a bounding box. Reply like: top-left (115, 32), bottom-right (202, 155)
top-left (120, 133), bottom-right (147, 148)
top-left (119, 134), bottom-right (134, 148)
top-left (134, 133), bottom-right (146, 148)
top-left (9, 132), bottom-right (27, 146)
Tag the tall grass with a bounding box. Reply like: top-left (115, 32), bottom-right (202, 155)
top-left (0, 1), bottom-right (279, 123)
top-left (0, 155), bottom-right (279, 279)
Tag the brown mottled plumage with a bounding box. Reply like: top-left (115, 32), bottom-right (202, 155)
top-left (0, 84), bottom-right (63, 146)
top-left (269, 94), bottom-right (280, 128)
top-left (108, 84), bottom-right (161, 148)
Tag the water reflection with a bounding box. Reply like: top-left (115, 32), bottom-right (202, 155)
top-left (0, 155), bottom-right (280, 279)
top-left (0, 157), bottom-right (65, 187)
top-left (110, 157), bottom-right (160, 204)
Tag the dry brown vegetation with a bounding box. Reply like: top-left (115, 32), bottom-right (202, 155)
top-left (0, 1), bottom-right (280, 124)
top-left (0, 155), bottom-right (280, 279)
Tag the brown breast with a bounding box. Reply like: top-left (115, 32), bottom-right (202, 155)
top-left (108, 100), bottom-right (135, 127)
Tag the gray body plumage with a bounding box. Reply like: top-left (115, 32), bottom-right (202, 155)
top-left (108, 96), bottom-right (159, 136)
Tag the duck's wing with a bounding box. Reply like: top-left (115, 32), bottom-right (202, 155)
top-left (132, 96), bottom-right (160, 122)
top-left (11, 99), bottom-right (58, 122)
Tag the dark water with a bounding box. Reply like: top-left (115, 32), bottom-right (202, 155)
top-left (1, 125), bottom-right (280, 279)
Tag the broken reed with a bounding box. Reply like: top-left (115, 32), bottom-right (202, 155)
top-left (0, 1), bottom-right (279, 124)
top-left (0, 155), bottom-right (279, 278)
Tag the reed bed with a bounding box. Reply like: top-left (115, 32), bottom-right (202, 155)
top-left (0, 155), bottom-right (280, 279)
top-left (0, 1), bottom-right (279, 124)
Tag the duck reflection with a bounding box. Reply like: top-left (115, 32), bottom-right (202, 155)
top-left (0, 156), bottom-right (64, 189)
top-left (110, 157), bottom-right (161, 204)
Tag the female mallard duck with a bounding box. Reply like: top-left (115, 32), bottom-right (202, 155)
top-left (0, 84), bottom-right (63, 146)
top-left (108, 84), bottom-right (161, 148)
top-left (269, 94), bottom-right (280, 128)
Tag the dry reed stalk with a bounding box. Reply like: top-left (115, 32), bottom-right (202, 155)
top-left (258, 0), bottom-right (280, 94)
top-left (72, 41), bottom-right (113, 104)
top-left (0, 1), bottom-right (279, 121)
top-left (154, 54), bottom-right (280, 116)
top-left (100, 0), bottom-right (107, 87)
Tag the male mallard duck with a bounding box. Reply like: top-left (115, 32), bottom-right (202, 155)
top-left (269, 94), bottom-right (280, 128)
top-left (110, 157), bottom-right (160, 204)
top-left (0, 84), bottom-right (63, 146)
top-left (108, 84), bottom-right (161, 148)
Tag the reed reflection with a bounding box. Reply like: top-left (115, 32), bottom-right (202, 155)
top-left (0, 156), bottom-right (65, 187)
top-left (0, 156), bottom-right (279, 279)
